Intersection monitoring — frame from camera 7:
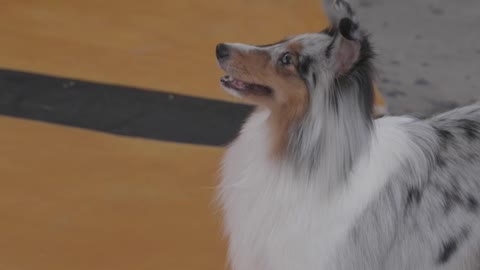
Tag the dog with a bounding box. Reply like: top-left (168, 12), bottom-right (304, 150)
top-left (215, 0), bottom-right (480, 269)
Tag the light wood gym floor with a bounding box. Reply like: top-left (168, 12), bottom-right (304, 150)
top-left (0, 1), bottom-right (386, 269)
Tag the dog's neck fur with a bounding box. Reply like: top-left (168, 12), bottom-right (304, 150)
top-left (280, 70), bottom-right (375, 191)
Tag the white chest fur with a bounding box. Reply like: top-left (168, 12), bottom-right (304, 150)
top-left (218, 111), bottom-right (417, 270)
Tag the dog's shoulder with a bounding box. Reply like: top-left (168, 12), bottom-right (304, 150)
top-left (338, 104), bottom-right (480, 270)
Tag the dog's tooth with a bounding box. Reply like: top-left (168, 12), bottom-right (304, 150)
top-left (221, 75), bottom-right (234, 82)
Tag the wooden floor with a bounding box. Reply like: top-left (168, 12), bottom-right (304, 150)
top-left (0, 116), bottom-right (223, 270)
top-left (0, 1), bottom-right (385, 269)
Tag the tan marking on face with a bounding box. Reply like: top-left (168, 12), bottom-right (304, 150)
top-left (223, 41), bottom-right (310, 159)
top-left (268, 76), bottom-right (309, 159)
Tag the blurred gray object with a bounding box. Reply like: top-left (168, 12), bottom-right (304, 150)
top-left (355, 0), bottom-right (479, 116)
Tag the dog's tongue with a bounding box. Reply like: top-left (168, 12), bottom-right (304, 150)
top-left (221, 75), bottom-right (272, 96)
top-left (232, 79), bottom-right (247, 89)
top-left (222, 75), bottom-right (248, 90)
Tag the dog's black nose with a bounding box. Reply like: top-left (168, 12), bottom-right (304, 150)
top-left (216, 43), bottom-right (230, 61)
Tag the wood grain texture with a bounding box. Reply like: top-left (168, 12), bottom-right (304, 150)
top-left (0, 116), bottom-right (226, 270)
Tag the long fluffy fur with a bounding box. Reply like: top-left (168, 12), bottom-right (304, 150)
top-left (217, 1), bottom-right (480, 269)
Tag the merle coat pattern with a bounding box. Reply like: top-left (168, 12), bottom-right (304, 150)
top-left (217, 1), bottom-right (480, 269)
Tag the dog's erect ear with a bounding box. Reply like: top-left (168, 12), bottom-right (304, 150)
top-left (323, 0), bottom-right (361, 74)
top-left (338, 17), bottom-right (359, 41)
top-left (323, 0), bottom-right (357, 31)
top-left (334, 17), bottom-right (360, 74)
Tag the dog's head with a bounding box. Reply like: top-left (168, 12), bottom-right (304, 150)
top-left (216, 0), bottom-right (375, 158)
top-left (216, 0), bottom-right (373, 113)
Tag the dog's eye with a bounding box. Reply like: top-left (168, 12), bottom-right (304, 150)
top-left (279, 52), bottom-right (294, 66)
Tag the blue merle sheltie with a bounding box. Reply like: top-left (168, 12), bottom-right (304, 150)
top-left (215, 0), bottom-right (480, 269)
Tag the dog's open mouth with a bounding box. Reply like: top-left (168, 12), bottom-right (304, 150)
top-left (220, 75), bottom-right (273, 96)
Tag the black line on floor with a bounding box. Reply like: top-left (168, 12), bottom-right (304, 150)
top-left (0, 68), bottom-right (253, 146)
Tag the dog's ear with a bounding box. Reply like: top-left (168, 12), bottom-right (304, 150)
top-left (334, 17), bottom-right (361, 74)
top-left (338, 17), bottom-right (358, 41)
top-left (323, 0), bottom-right (361, 74)
top-left (323, 0), bottom-right (357, 30)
